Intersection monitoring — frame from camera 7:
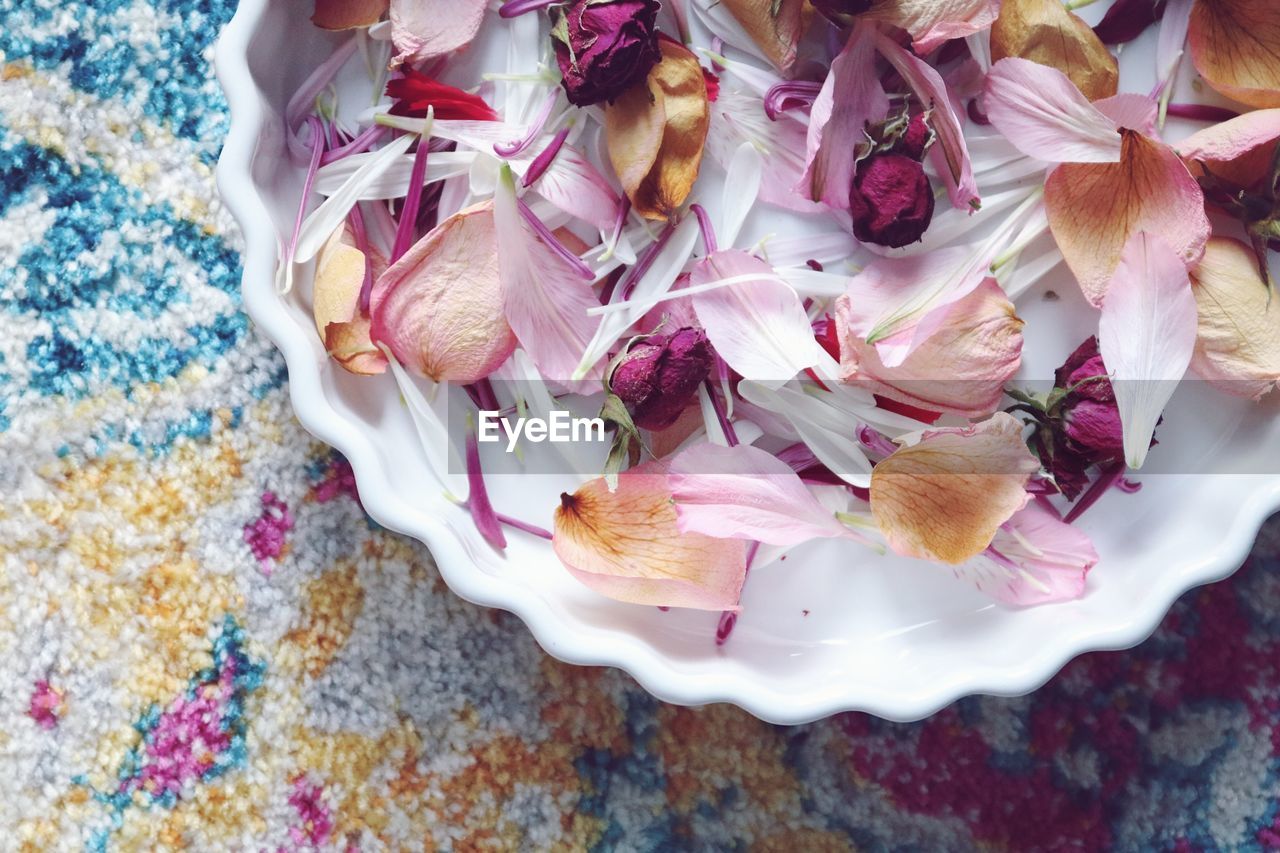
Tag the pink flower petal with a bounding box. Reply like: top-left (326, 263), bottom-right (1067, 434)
top-left (1094, 93), bottom-right (1159, 135)
top-left (983, 58), bottom-right (1123, 163)
top-left (836, 279), bottom-right (1024, 418)
top-left (669, 443), bottom-right (868, 546)
top-left (494, 167), bottom-right (603, 383)
top-left (801, 23), bottom-right (889, 211)
top-left (869, 0), bottom-right (1002, 54)
top-left (1098, 231), bottom-right (1198, 469)
top-left (962, 502), bottom-right (1096, 605)
top-left (876, 31), bottom-right (979, 211)
top-left (553, 460), bottom-right (748, 610)
top-left (689, 250), bottom-right (824, 383)
top-left (370, 202), bottom-right (515, 382)
top-left (389, 0), bottom-right (486, 67)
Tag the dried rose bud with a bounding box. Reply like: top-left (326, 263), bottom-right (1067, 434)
top-left (609, 327), bottom-right (713, 430)
top-left (899, 113), bottom-right (932, 160)
top-left (552, 0), bottom-right (662, 107)
top-left (849, 153), bottom-right (936, 249)
top-left (1040, 336), bottom-right (1132, 498)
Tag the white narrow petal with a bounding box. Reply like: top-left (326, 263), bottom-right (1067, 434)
top-left (313, 151), bottom-right (477, 199)
top-left (738, 379), bottom-right (874, 487)
top-left (294, 133), bottom-right (416, 263)
top-left (1157, 0), bottom-right (1195, 86)
top-left (385, 353), bottom-right (468, 500)
top-left (1099, 231), bottom-right (1198, 469)
top-left (718, 143), bottom-right (763, 248)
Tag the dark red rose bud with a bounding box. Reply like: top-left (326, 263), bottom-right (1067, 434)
top-left (552, 0), bottom-right (661, 107)
top-left (849, 153), bottom-right (936, 248)
top-left (900, 113), bottom-right (932, 160)
top-left (386, 69), bottom-right (500, 120)
top-left (1043, 337), bottom-right (1134, 498)
top-left (610, 327), bottom-right (713, 430)
top-left (1093, 0), bottom-right (1166, 46)
top-left (810, 0), bottom-right (873, 20)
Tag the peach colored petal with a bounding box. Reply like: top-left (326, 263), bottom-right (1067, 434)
top-left (868, 0), bottom-right (1001, 54)
top-left (870, 413), bottom-right (1038, 565)
top-left (313, 226), bottom-right (386, 375)
top-left (1044, 129), bottom-right (1210, 306)
top-left (837, 280), bottom-right (1024, 418)
top-left (312, 0), bottom-right (387, 30)
top-left (370, 202), bottom-right (514, 383)
top-left (389, 0), bottom-right (485, 67)
top-left (1176, 108), bottom-right (1280, 188)
top-left (603, 39), bottom-right (710, 220)
top-left (1188, 0), bottom-right (1280, 109)
top-left (1189, 237), bottom-right (1280, 400)
top-left (990, 0), bottom-right (1118, 101)
top-left (553, 461), bottom-right (748, 610)
top-left (717, 0), bottom-right (811, 71)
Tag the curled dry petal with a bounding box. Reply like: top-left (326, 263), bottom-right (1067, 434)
top-left (669, 443), bottom-right (868, 546)
top-left (866, 0), bottom-right (1001, 54)
top-left (1098, 231), bottom-right (1198, 469)
top-left (603, 38), bottom-right (710, 220)
top-left (553, 460), bottom-right (748, 610)
top-left (717, 0), bottom-right (811, 71)
top-left (1188, 0), bottom-right (1280, 109)
top-left (990, 0), bottom-right (1119, 101)
top-left (370, 202), bottom-right (514, 383)
top-left (836, 280), bottom-right (1024, 419)
top-left (389, 0), bottom-right (486, 67)
top-left (1188, 237), bottom-right (1280, 400)
top-left (313, 226), bottom-right (387, 375)
top-left (1045, 129), bottom-right (1210, 306)
top-left (870, 412), bottom-right (1039, 565)
top-left (1176, 109), bottom-right (1280, 188)
top-left (312, 0), bottom-right (388, 30)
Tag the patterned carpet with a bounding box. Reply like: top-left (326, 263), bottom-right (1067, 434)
top-left (1, 0), bottom-right (1279, 849)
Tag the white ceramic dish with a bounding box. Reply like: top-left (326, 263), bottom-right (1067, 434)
top-left (215, 0), bottom-right (1280, 723)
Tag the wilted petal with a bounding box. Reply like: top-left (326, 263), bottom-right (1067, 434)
top-left (961, 502), bottom-right (1096, 605)
top-left (876, 32), bottom-right (978, 211)
top-left (313, 226), bottom-right (387, 375)
top-left (983, 58), bottom-right (1122, 163)
top-left (1045, 129), bottom-right (1210, 306)
top-left (802, 24), bottom-right (889, 210)
top-left (370, 202), bottom-right (514, 383)
top-left (991, 0), bottom-right (1118, 101)
top-left (1098, 231), bottom-right (1198, 469)
top-left (690, 250), bottom-right (824, 383)
top-left (312, 0), bottom-right (388, 30)
top-left (527, 143), bottom-right (622, 233)
top-left (1189, 237), bottom-right (1280, 400)
top-left (1188, 0), bottom-right (1280, 109)
top-left (603, 38), bottom-right (710, 220)
top-left (669, 443), bottom-right (868, 546)
top-left (494, 168), bottom-right (603, 383)
top-left (715, 0), bottom-right (810, 71)
top-left (870, 412), bottom-right (1039, 565)
top-left (837, 280), bottom-right (1024, 418)
top-left (840, 244), bottom-right (990, 367)
top-left (389, 0), bottom-right (486, 66)
top-left (553, 461), bottom-right (749, 610)
top-left (1176, 109), bottom-right (1280, 188)
top-left (1094, 93), bottom-right (1159, 135)
top-left (868, 0), bottom-right (1001, 54)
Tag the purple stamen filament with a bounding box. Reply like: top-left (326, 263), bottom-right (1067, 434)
top-left (286, 117), bottom-right (327, 265)
top-left (495, 513), bottom-right (554, 540)
top-left (716, 541), bottom-right (761, 646)
top-left (392, 129), bottom-right (433, 264)
top-left (516, 198), bottom-right (596, 279)
top-left (495, 89), bottom-right (559, 158)
top-left (321, 124), bottom-right (389, 166)
top-left (1165, 103), bottom-right (1240, 122)
top-left (522, 126), bottom-right (571, 188)
top-left (350, 203), bottom-right (375, 314)
top-left (1063, 461), bottom-right (1126, 524)
top-left (763, 81), bottom-right (822, 121)
top-left (498, 0), bottom-right (559, 17)
top-left (689, 203), bottom-right (718, 255)
top-left (621, 220), bottom-right (677, 299)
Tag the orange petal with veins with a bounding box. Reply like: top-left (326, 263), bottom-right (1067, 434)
top-left (1045, 129), bottom-right (1210, 306)
top-left (312, 0), bottom-right (388, 30)
top-left (553, 461), bottom-right (748, 610)
top-left (312, 226), bottom-right (386, 375)
top-left (870, 413), bottom-right (1038, 565)
top-left (1188, 0), bottom-right (1280, 109)
top-left (718, 0), bottom-right (811, 71)
top-left (990, 0), bottom-right (1119, 101)
top-left (1189, 237), bottom-right (1280, 400)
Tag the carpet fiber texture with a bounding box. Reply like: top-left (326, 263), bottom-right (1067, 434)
top-left (2, 1), bottom-right (1280, 850)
